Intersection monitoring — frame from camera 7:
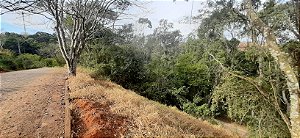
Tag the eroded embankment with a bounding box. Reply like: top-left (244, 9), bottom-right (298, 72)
top-left (71, 98), bottom-right (132, 138)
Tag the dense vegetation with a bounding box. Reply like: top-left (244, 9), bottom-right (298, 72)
top-left (0, 32), bottom-right (64, 71)
top-left (79, 0), bottom-right (300, 137)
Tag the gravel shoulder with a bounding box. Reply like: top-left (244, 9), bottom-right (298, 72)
top-left (0, 68), bottom-right (66, 137)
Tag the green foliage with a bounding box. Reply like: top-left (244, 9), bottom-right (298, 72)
top-left (37, 43), bottom-right (65, 66)
top-left (15, 54), bottom-right (45, 69)
top-left (174, 53), bottom-right (210, 86)
top-left (173, 53), bottom-right (211, 101)
top-left (139, 39), bottom-right (223, 116)
top-left (0, 58), bottom-right (17, 71)
top-left (209, 43), bottom-right (291, 137)
top-left (141, 57), bottom-right (177, 105)
top-left (211, 75), bottom-right (290, 137)
top-left (78, 9), bottom-right (296, 137)
top-left (106, 45), bottom-right (146, 89)
top-left (38, 43), bottom-right (60, 58)
top-left (230, 50), bottom-right (259, 76)
top-left (42, 58), bottom-right (59, 67)
top-left (0, 48), bottom-right (61, 71)
top-left (183, 103), bottom-right (211, 118)
top-left (0, 49), bottom-right (17, 71)
top-left (1, 32), bottom-right (60, 57)
top-left (0, 32), bottom-right (63, 71)
top-left (81, 43), bottom-right (147, 89)
top-left (1, 32), bottom-right (45, 54)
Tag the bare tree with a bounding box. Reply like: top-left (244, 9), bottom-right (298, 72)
top-left (1, 0), bottom-right (131, 75)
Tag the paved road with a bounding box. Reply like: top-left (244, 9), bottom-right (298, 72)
top-left (0, 68), bottom-right (55, 93)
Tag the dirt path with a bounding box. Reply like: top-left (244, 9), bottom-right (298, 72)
top-left (0, 68), bottom-right (66, 137)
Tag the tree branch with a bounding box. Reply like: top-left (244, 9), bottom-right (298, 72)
top-left (209, 53), bottom-right (270, 99)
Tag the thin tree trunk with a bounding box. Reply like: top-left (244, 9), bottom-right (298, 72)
top-left (245, 0), bottom-right (300, 137)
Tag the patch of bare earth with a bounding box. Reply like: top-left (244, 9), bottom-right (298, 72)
top-left (68, 69), bottom-right (237, 138)
top-left (0, 68), bottom-right (66, 137)
top-left (72, 99), bottom-right (131, 138)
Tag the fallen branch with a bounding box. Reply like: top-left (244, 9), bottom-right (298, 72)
top-left (209, 53), bottom-right (269, 99)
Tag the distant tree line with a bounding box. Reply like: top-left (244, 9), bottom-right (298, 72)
top-left (0, 32), bottom-right (64, 71)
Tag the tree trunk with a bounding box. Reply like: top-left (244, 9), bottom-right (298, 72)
top-left (245, 0), bottom-right (300, 137)
top-left (54, 23), bottom-right (79, 76)
top-left (67, 59), bottom-right (77, 76)
top-left (61, 51), bottom-right (78, 76)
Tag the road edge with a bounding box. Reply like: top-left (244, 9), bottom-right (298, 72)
top-left (64, 78), bottom-right (72, 138)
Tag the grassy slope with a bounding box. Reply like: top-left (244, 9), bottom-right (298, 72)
top-left (68, 69), bottom-right (236, 137)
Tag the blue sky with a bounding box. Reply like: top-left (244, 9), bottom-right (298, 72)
top-left (0, 0), bottom-right (204, 36)
top-left (1, 22), bottom-right (23, 33)
top-left (1, 10), bottom-right (54, 34)
top-left (1, 22), bottom-right (43, 34)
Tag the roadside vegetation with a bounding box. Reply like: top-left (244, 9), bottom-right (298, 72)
top-left (78, 1), bottom-right (300, 137)
top-left (1, 0), bottom-right (300, 137)
top-left (0, 32), bottom-right (64, 72)
top-left (79, 23), bottom-right (296, 137)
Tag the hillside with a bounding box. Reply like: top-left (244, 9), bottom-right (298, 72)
top-left (67, 69), bottom-right (236, 138)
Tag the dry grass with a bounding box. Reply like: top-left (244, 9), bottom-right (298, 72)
top-left (68, 68), bottom-right (236, 137)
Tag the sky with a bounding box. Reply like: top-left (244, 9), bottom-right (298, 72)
top-left (0, 0), bottom-right (205, 37)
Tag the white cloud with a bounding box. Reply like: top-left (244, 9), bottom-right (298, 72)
top-left (1, 0), bottom-right (205, 36)
top-left (118, 0), bottom-right (205, 37)
top-left (1, 12), bottom-right (54, 34)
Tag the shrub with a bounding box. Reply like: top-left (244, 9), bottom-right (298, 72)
top-left (0, 49), bottom-right (17, 71)
top-left (0, 58), bottom-right (17, 71)
top-left (90, 64), bottom-right (111, 80)
top-left (42, 58), bottom-right (59, 67)
top-left (15, 54), bottom-right (44, 69)
top-left (183, 103), bottom-right (211, 118)
top-left (0, 50), bottom-right (59, 71)
top-left (54, 56), bottom-right (66, 66)
top-left (81, 44), bottom-right (146, 89)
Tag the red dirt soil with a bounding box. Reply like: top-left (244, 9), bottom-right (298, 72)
top-left (72, 99), bottom-right (131, 138)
